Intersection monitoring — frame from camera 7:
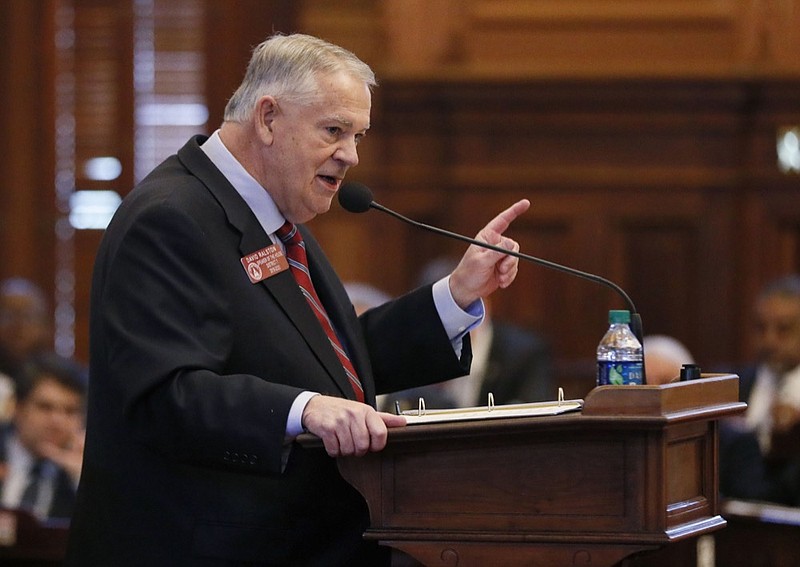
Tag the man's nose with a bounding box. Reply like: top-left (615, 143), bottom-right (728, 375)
top-left (334, 139), bottom-right (359, 167)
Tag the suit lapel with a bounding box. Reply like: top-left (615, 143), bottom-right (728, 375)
top-left (176, 137), bottom-right (356, 400)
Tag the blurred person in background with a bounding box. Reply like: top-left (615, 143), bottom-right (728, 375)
top-left (385, 256), bottom-right (553, 411)
top-left (711, 275), bottom-right (800, 505)
top-left (739, 275), bottom-right (800, 458)
top-left (343, 281), bottom-right (392, 316)
top-left (0, 278), bottom-right (54, 423)
top-left (642, 334), bottom-right (695, 385)
top-left (0, 352), bottom-right (86, 520)
top-left (0, 278), bottom-right (53, 379)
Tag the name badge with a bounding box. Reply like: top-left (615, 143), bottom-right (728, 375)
top-left (240, 245), bottom-right (289, 284)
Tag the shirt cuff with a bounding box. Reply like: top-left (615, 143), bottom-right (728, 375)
top-left (285, 390), bottom-right (320, 439)
top-left (432, 276), bottom-right (484, 357)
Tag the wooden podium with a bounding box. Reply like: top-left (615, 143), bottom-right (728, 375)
top-left (0, 508), bottom-right (69, 566)
top-left (321, 375), bottom-right (745, 566)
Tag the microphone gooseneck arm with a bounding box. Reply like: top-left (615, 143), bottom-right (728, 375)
top-left (369, 201), bottom-right (639, 317)
top-left (337, 181), bottom-right (645, 368)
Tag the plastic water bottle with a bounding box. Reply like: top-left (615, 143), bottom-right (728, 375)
top-left (596, 309), bottom-right (643, 386)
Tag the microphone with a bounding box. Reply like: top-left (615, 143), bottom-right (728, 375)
top-left (338, 181), bottom-right (646, 364)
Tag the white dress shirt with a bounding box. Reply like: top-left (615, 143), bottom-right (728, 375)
top-left (745, 362), bottom-right (800, 452)
top-left (1, 435), bottom-right (58, 520)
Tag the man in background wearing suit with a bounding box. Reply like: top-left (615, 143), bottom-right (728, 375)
top-left (0, 278), bottom-right (53, 381)
top-left (721, 274), bottom-right (800, 505)
top-left (381, 256), bottom-right (553, 412)
top-left (0, 278), bottom-right (54, 422)
top-left (740, 275), bottom-right (800, 452)
top-left (0, 353), bottom-right (86, 520)
top-left (65, 33), bottom-right (529, 566)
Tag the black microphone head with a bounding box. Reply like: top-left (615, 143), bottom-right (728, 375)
top-left (338, 182), bottom-right (373, 213)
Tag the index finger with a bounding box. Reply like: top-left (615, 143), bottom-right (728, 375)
top-left (483, 199), bottom-right (530, 236)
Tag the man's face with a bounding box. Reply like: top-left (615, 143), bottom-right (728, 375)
top-left (264, 70), bottom-right (371, 224)
top-left (753, 294), bottom-right (800, 374)
top-left (14, 377), bottom-right (83, 458)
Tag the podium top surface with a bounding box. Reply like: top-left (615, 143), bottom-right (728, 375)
top-left (298, 375), bottom-right (746, 448)
top-left (581, 373), bottom-right (745, 418)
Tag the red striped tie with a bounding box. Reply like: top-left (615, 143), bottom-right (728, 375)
top-left (276, 221), bottom-right (365, 403)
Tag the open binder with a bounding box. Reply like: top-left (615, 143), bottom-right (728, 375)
top-left (400, 388), bottom-right (583, 425)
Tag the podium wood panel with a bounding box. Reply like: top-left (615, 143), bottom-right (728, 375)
top-left (303, 375), bottom-right (745, 566)
top-left (0, 508), bottom-right (69, 565)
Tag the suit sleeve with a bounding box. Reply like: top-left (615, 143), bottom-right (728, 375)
top-left (357, 286), bottom-right (473, 395)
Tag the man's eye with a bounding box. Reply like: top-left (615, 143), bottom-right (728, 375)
top-left (326, 127), bottom-right (340, 136)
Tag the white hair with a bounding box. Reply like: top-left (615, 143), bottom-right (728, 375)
top-left (643, 335), bottom-right (695, 365)
top-left (224, 33), bottom-right (377, 123)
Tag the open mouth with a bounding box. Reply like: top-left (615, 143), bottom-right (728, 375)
top-left (317, 175), bottom-right (340, 189)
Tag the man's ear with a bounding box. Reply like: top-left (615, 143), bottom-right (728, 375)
top-left (255, 95), bottom-right (278, 145)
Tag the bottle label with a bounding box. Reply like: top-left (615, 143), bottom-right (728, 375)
top-left (597, 361), bottom-right (643, 386)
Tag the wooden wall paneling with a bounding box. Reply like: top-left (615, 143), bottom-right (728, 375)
top-left (736, 81), bottom-right (800, 361)
top-left (747, 188), bottom-right (800, 278)
top-left (203, 0), bottom-right (297, 130)
top-left (66, 0), bottom-right (135, 363)
top-left (614, 199), bottom-right (703, 339)
top-left (762, 0), bottom-right (800, 75)
top-left (375, 80), bottom-right (748, 194)
top-left (0, 1), bottom-right (57, 289)
top-left (72, 0), bottom-right (135, 193)
top-left (696, 189), bottom-right (740, 368)
top-left (611, 190), bottom-right (738, 371)
top-left (366, 83), bottom-right (456, 190)
top-left (3, 0), bottom-right (796, 373)
top-left (291, 0), bottom-right (800, 82)
top-left (308, 205), bottom-right (411, 299)
top-left (735, 185), bottom-right (800, 362)
top-left (746, 82), bottom-right (800, 174)
top-left (351, 76), bottom-right (775, 385)
top-left (380, 0), bottom-right (464, 71)
top-left (368, 0), bottom-right (799, 80)
top-left (440, 0), bottom-right (747, 78)
top-left (295, 0), bottom-right (385, 70)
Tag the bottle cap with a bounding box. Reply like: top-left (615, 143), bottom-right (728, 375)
top-left (680, 364), bottom-right (701, 381)
top-left (608, 309), bottom-right (631, 324)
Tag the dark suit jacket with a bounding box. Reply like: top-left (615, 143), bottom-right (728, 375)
top-left (478, 322), bottom-right (552, 404)
top-left (65, 136), bottom-right (470, 566)
top-left (718, 365), bottom-right (800, 505)
top-left (736, 365), bottom-right (758, 404)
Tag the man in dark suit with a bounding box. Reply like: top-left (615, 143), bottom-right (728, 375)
top-left (717, 275), bottom-right (800, 505)
top-left (65, 33), bottom-right (530, 566)
top-left (0, 352), bottom-right (86, 520)
top-left (738, 276), bottom-right (800, 447)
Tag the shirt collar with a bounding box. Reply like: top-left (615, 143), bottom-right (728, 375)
top-left (200, 129), bottom-right (285, 236)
